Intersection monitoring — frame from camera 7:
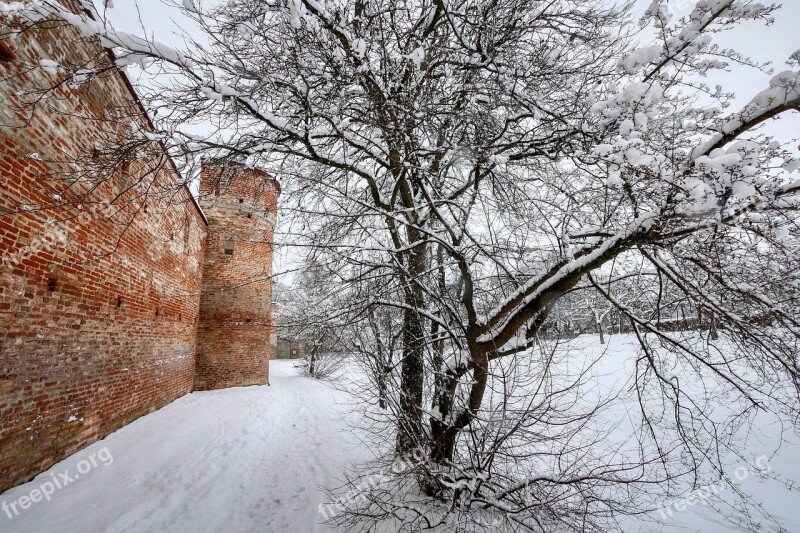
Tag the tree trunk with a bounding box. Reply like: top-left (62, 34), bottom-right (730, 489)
top-left (308, 344), bottom-right (317, 376)
top-left (430, 367), bottom-right (458, 464)
top-left (395, 242), bottom-right (427, 456)
top-left (368, 309), bottom-right (389, 409)
top-left (395, 299), bottom-right (425, 454)
top-left (428, 345), bottom-right (489, 474)
top-left (709, 311), bottom-right (719, 340)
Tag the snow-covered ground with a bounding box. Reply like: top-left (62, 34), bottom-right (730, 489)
top-left (1, 340), bottom-right (797, 533)
top-left (564, 336), bottom-right (800, 533)
top-left (0, 361), bottom-right (369, 533)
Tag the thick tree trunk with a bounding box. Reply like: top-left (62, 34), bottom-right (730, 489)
top-left (427, 243), bottom-right (455, 484)
top-left (308, 348), bottom-right (316, 376)
top-left (427, 367), bottom-right (460, 496)
top-left (395, 296), bottom-right (425, 454)
top-left (430, 369), bottom-right (458, 463)
top-left (430, 425), bottom-right (458, 465)
top-left (709, 310), bottom-right (719, 340)
top-left (429, 344), bottom-right (489, 459)
top-left (395, 242), bottom-right (427, 456)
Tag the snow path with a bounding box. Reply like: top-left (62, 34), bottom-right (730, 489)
top-left (0, 361), bottom-right (366, 533)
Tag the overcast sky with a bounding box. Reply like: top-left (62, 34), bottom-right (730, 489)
top-left (104, 0), bottom-right (798, 142)
top-left (103, 2), bottom-right (799, 83)
top-left (98, 0), bottom-right (799, 278)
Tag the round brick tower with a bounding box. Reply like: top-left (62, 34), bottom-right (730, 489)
top-left (194, 161), bottom-right (280, 390)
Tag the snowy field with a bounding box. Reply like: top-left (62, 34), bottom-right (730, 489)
top-left (1, 338), bottom-right (797, 533)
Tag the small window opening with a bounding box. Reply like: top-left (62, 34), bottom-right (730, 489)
top-left (183, 216), bottom-right (191, 247)
top-left (118, 161), bottom-right (130, 195)
top-left (245, 318), bottom-right (251, 325)
top-left (155, 307), bottom-right (160, 317)
top-left (47, 278), bottom-right (57, 292)
top-left (246, 212), bottom-right (252, 219)
top-left (238, 198), bottom-right (244, 204)
top-left (223, 236), bottom-right (235, 255)
top-left (117, 297), bottom-right (123, 308)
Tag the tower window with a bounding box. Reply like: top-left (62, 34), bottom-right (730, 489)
top-left (118, 160), bottom-right (130, 195)
top-left (183, 215), bottom-right (191, 247)
top-left (222, 236), bottom-right (235, 255)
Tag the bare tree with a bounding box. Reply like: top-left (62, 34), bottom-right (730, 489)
top-left (277, 260), bottom-right (349, 379)
top-left (3, 0), bottom-right (800, 530)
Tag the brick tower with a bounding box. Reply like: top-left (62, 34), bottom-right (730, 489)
top-left (194, 161), bottom-right (280, 390)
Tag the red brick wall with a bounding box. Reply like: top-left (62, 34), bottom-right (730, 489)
top-left (0, 16), bottom-right (207, 490)
top-left (195, 163), bottom-right (279, 390)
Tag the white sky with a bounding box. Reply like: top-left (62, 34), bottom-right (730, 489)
top-left (103, 0), bottom-right (799, 150)
top-left (97, 0), bottom-right (800, 279)
top-left (103, 1), bottom-right (800, 86)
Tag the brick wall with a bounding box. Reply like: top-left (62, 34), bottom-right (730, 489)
top-left (0, 14), bottom-right (207, 490)
top-left (194, 163), bottom-right (279, 390)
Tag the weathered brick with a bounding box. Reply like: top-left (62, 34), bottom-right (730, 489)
top-left (0, 3), bottom-right (278, 492)
top-left (194, 163), bottom-right (279, 390)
